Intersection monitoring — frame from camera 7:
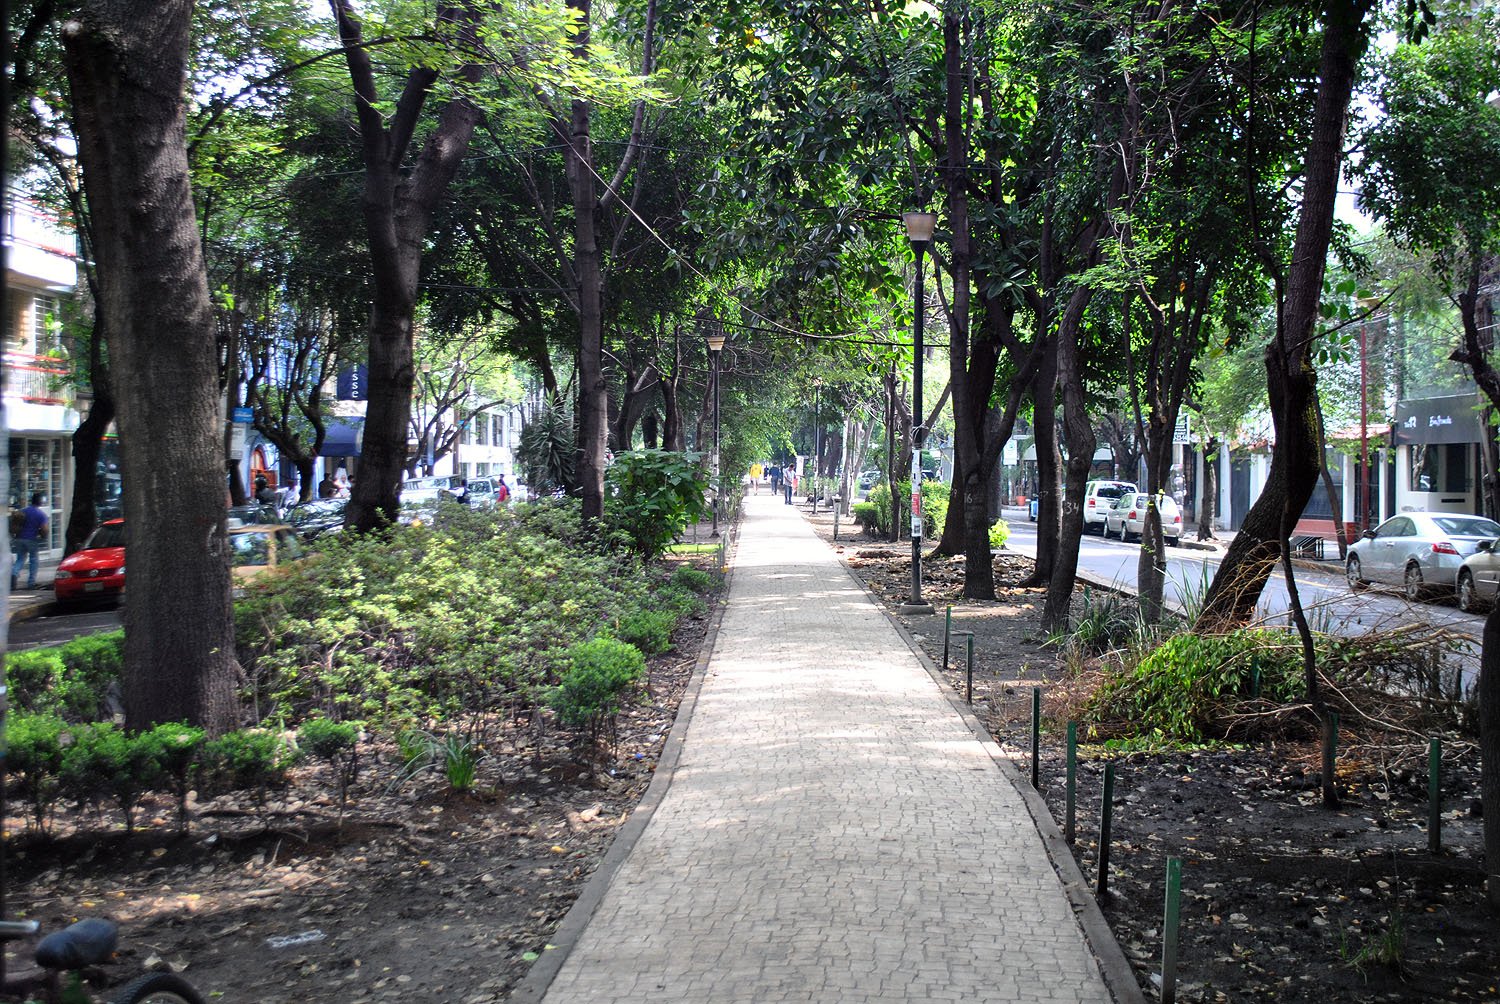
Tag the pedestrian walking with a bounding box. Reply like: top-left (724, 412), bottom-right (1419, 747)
top-left (783, 469), bottom-right (796, 505)
top-left (318, 474), bottom-right (338, 499)
top-left (749, 462), bottom-right (763, 494)
top-left (770, 465), bottom-right (782, 494)
top-left (10, 493), bottom-right (49, 590)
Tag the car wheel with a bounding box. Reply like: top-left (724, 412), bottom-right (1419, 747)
top-left (1404, 564), bottom-right (1426, 602)
top-left (1346, 556), bottom-right (1367, 591)
top-left (1458, 570), bottom-right (1482, 613)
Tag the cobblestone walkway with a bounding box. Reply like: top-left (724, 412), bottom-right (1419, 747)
top-left (538, 494), bottom-right (1118, 1003)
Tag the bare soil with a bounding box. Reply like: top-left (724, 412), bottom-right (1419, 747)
top-left (6, 510), bottom-right (1496, 1004)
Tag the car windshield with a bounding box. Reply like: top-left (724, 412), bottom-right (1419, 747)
top-left (87, 523), bottom-right (125, 549)
top-left (291, 500), bottom-right (344, 523)
top-left (1431, 516), bottom-right (1500, 538)
top-left (230, 532), bottom-right (271, 566)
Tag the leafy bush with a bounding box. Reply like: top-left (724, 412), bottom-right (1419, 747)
top-left (8, 714), bottom-right (67, 831)
top-left (236, 506), bottom-right (663, 728)
top-left (7, 631), bottom-right (124, 720)
top-left (863, 480), bottom-right (948, 537)
top-left (393, 728), bottom-right (487, 794)
top-left (851, 501), bottom-right (881, 532)
top-left (143, 722), bottom-right (205, 833)
top-left (548, 637), bottom-right (646, 737)
top-left (605, 450), bottom-right (709, 558)
top-left (517, 401), bottom-right (576, 495)
top-left (297, 718), bottom-right (361, 824)
top-left (58, 722), bottom-right (160, 832)
top-left (199, 730), bottom-right (294, 802)
top-left (657, 584), bottom-right (706, 619)
top-left (989, 519), bottom-right (1011, 552)
top-left (615, 608), bottom-right (677, 655)
top-left (670, 565), bottom-right (715, 594)
top-left (1084, 629), bottom-right (1305, 742)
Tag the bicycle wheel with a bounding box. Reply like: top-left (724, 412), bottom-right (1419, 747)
top-left (108, 971), bottom-right (207, 1004)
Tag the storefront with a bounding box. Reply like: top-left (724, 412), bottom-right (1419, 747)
top-left (1391, 393), bottom-right (1487, 515)
top-left (7, 435), bottom-right (67, 553)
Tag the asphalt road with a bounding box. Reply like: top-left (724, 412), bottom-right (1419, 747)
top-left (9, 602), bottom-right (123, 652)
top-left (1002, 518), bottom-right (1486, 646)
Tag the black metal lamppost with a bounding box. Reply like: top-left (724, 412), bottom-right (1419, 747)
top-left (899, 210), bottom-right (936, 615)
top-left (706, 319), bottom-right (726, 537)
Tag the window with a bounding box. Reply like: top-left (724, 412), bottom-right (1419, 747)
top-left (32, 295), bottom-right (61, 354)
top-left (474, 412), bottom-right (489, 446)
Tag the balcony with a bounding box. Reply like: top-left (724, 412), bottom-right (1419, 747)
top-left (4, 353), bottom-right (73, 406)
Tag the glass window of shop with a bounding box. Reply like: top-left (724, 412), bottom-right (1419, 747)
top-left (8, 437), bottom-right (64, 551)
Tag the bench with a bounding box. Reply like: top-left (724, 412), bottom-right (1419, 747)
top-left (1289, 534), bottom-right (1325, 560)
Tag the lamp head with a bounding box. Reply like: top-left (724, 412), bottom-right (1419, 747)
top-left (902, 210), bottom-right (938, 245)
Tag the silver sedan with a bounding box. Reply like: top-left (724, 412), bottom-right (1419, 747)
top-left (1345, 511), bottom-right (1500, 601)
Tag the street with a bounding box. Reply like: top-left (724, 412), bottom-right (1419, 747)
top-left (1001, 517), bottom-right (1485, 645)
top-left (9, 602), bottom-right (122, 652)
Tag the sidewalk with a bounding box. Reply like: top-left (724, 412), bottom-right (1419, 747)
top-left (524, 494), bottom-right (1137, 1004)
top-left (6, 556), bottom-right (59, 624)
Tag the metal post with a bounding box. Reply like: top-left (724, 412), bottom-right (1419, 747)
top-left (1097, 761), bottom-right (1116, 898)
top-left (1031, 687), bottom-right (1041, 790)
top-left (901, 235), bottom-right (933, 614)
top-left (965, 635), bottom-right (974, 705)
top-left (711, 344), bottom-right (721, 538)
top-left (1065, 722), bottom-right (1078, 844)
top-left (1359, 320), bottom-right (1369, 532)
top-left (943, 606), bottom-right (952, 670)
top-left (812, 382), bottom-right (820, 514)
top-left (1161, 857), bottom-right (1182, 1004)
top-left (1428, 735), bottom-right (1442, 854)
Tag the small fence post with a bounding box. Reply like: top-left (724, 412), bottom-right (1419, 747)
top-left (943, 606), bottom-right (953, 671)
top-left (965, 635), bottom-right (974, 705)
top-left (1428, 735), bottom-right (1442, 854)
top-left (1161, 857), bottom-right (1182, 1004)
top-left (1065, 722), bottom-right (1078, 844)
top-left (1096, 761), bottom-right (1116, 899)
top-left (1030, 687), bottom-right (1041, 790)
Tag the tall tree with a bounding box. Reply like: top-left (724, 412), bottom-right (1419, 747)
top-left (62, 0), bottom-right (238, 732)
top-left (331, 0), bottom-right (485, 532)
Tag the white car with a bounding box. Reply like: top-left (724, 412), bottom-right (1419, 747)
top-left (1347, 511), bottom-right (1500, 601)
top-left (1082, 480), bottom-right (1137, 533)
top-left (1103, 493), bottom-right (1182, 543)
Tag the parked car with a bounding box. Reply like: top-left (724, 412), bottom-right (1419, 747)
top-left (1103, 493), bottom-right (1182, 543)
top-left (1081, 480), bottom-right (1137, 533)
top-left (229, 524), bottom-right (307, 586)
top-left (1345, 512), bottom-right (1500, 601)
top-left (858, 470), bottom-right (880, 491)
top-left (464, 477), bottom-right (500, 508)
top-left (285, 498), bottom-right (347, 541)
top-left (1455, 535), bottom-right (1500, 612)
top-left (228, 502), bottom-right (280, 527)
top-left (399, 475), bottom-right (465, 506)
top-left (53, 518), bottom-right (126, 605)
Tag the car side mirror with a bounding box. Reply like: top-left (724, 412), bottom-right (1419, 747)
top-left (1480, 539), bottom-right (1495, 553)
top-left (1361, 530), bottom-right (1375, 540)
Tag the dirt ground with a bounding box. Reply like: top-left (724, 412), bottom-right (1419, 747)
top-left (5, 509), bottom-right (1496, 1004)
top-left (811, 503), bottom-right (1497, 1003)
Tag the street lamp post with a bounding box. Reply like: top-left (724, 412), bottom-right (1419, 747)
top-left (812, 378), bottom-right (822, 513)
top-left (706, 320), bottom-right (726, 537)
top-left (900, 210), bottom-right (936, 615)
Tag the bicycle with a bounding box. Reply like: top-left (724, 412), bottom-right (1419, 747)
top-left (0, 917), bottom-right (205, 1004)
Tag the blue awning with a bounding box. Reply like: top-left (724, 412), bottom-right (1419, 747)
top-left (322, 419), bottom-right (364, 457)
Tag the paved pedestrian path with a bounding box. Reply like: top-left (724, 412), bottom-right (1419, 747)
top-left (537, 494), bottom-right (1122, 1003)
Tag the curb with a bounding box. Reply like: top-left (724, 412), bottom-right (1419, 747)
top-left (820, 524), bottom-right (1146, 1004)
top-left (508, 523), bottom-right (739, 1003)
top-left (7, 598), bottom-right (59, 625)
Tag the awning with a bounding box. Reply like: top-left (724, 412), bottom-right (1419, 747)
top-left (322, 419), bottom-right (364, 457)
top-left (1391, 394), bottom-right (1487, 446)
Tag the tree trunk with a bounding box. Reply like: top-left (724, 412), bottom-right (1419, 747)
top-left (63, 2), bottom-right (238, 733)
top-left (566, 0), bottom-right (607, 524)
top-left (1198, 437), bottom-right (1219, 540)
top-left (66, 386), bottom-right (113, 555)
top-left (1137, 412), bottom-right (1173, 625)
top-left (1196, 0), bottom-right (1371, 627)
top-left (1320, 459), bottom-right (1348, 560)
top-left (1041, 293), bottom-right (1096, 632)
top-left (1024, 339), bottom-right (1061, 587)
top-left (642, 410), bottom-right (659, 449)
top-left (1483, 603), bottom-right (1500, 910)
top-left (332, 0), bottom-right (483, 532)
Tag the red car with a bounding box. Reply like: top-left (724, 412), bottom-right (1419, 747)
top-left (54, 518), bottom-right (126, 605)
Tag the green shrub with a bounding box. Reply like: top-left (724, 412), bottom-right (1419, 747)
top-left (864, 480), bottom-right (948, 538)
top-left (6, 650), bottom-right (67, 716)
top-left (671, 565), bottom-right (715, 594)
top-left (142, 722), bottom-right (205, 834)
top-left (6, 631), bottom-right (124, 721)
top-left (851, 501), bottom-right (880, 533)
top-left (605, 450), bottom-right (710, 558)
top-left (8, 714), bottom-right (67, 831)
top-left (1084, 629), bottom-right (1304, 742)
top-left (392, 728), bottom-right (488, 794)
top-left (549, 637), bottom-right (646, 737)
top-left (200, 730), bottom-right (294, 802)
top-left (58, 722), bottom-right (160, 832)
top-left (989, 519), bottom-right (1011, 552)
top-left (657, 585), bottom-right (706, 619)
top-left (615, 608), bottom-right (677, 655)
top-left (297, 718), bottom-right (361, 824)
